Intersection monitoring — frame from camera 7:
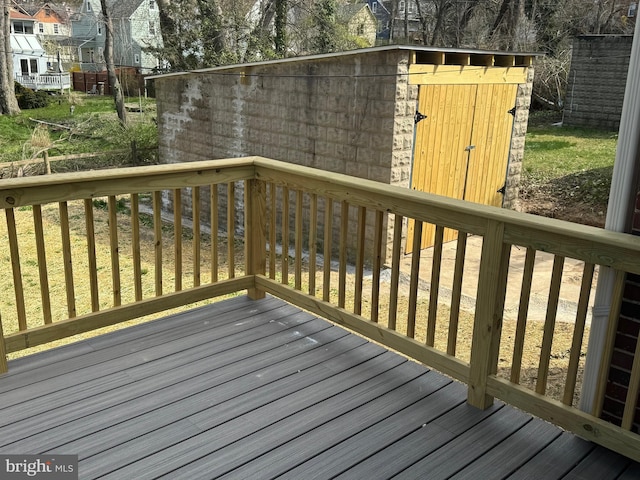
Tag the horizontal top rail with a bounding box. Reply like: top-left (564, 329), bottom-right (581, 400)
top-left (1, 156), bottom-right (640, 273)
top-left (0, 158), bottom-right (257, 208)
top-left (253, 157), bottom-right (640, 274)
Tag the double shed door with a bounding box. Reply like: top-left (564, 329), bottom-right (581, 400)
top-left (408, 82), bottom-right (518, 252)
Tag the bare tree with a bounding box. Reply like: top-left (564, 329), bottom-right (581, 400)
top-left (0, 0), bottom-right (19, 114)
top-left (100, 0), bottom-right (126, 124)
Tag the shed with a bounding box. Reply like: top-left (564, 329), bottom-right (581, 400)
top-left (564, 35), bottom-right (633, 131)
top-left (151, 45), bottom-right (537, 257)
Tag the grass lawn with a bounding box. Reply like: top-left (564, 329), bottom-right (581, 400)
top-left (521, 113), bottom-right (618, 225)
top-left (0, 93), bottom-right (157, 166)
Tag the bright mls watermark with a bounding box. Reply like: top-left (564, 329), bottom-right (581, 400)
top-left (1, 455), bottom-right (77, 479)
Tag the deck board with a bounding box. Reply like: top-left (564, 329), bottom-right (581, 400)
top-left (0, 295), bottom-right (638, 479)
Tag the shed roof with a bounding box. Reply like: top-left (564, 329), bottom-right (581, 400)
top-left (147, 45), bottom-right (542, 80)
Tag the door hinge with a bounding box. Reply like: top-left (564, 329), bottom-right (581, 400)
top-left (414, 110), bottom-right (427, 124)
top-left (497, 184), bottom-right (506, 195)
top-left (508, 106), bottom-right (516, 116)
top-left (465, 145), bottom-right (475, 152)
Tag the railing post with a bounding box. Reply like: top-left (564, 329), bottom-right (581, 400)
top-left (246, 178), bottom-right (266, 300)
top-left (468, 219), bottom-right (510, 409)
top-left (0, 313), bottom-right (7, 374)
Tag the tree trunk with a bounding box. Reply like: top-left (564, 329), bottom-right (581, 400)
top-left (274, 0), bottom-right (287, 55)
top-left (155, 0), bottom-right (183, 70)
top-left (0, 0), bottom-right (20, 115)
top-left (100, 0), bottom-right (126, 124)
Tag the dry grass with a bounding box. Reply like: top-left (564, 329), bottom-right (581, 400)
top-left (0, 200), bottom-right (587, 404)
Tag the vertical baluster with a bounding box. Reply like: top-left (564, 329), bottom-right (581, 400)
top-left (447, 232), bottom-right (468, 356)
top-left (388, 214), bottom-right (403, 331)
top-left (281, 187), bottom-right (289, 285)
top-left (427, 225), bottom-right (444, 346)
top-left (354, 206), bottom-right (366, 315)
top-left (563, 262), bottom-right (595, 405)
top-left (108, 196), bottom-right (121, 307)
top-left (322, 197), bottom-right (333, 302)
top-left (536, 255), bottom-right (565, 395)
top-left (295, 190), bottom-right (303, 290)
top-left (211, 184), bottom-right (219, 283)
top-left (228, 182), bottom-right (235, 279)
top-left (407, 220), bottom-right (423, 338)
top-left (308, 193), bottom-right (318, 296)
top-left (174, 189), bottom-right (182, 291)
top-left (269, 183), bottom-right (276, 280)
top-left (153, 191), bottom-right (163, 296)
top-left (192, 186), bottom-right (201, 287)
top-left (371, 210), bottom-right (384, 323)
top-left (131, 194), bottom-right (142, 301)
top-left (5, 208), bottom-right (27, 330)
top-left (338, 201), bottom-right (349, 309)
top-left (33, 205), bottom-right (52, 323)
top-left (59, 202), bottom-right (76, 319)
top-left (510, 247), bottom-right (536, 383)
top-left (83, 200), bottom-right (99, 312)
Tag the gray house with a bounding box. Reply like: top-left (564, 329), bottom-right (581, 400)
top-left (72, 0), bottom-right (163, 73)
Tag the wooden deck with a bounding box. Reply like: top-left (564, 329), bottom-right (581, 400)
top-left (0, 295), bottom-right (638, 479)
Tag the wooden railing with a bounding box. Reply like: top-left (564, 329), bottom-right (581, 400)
top-left (15, 73), bottom-right (71, 91)
top-left (1, 157), bottom-right (640, 461)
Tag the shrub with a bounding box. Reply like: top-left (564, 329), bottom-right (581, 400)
top-left (14, 82), bottom-right (50, 110)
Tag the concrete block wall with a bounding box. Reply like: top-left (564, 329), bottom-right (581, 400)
top-left (564, 35), bottom-right (632, 131)
top-left (156, 50), bottom-right (415, 264)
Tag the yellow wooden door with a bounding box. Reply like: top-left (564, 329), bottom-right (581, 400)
top-left (407, 84), bottom-right (477, 252)
top-left (464, 83), bottom-right (518, 207)
top-left (407, 83), bottom-right (517, 253)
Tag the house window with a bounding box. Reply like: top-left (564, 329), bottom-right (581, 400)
top-left (134, 54), bottom-right (140, 64)
top-left (87, 1), bottom-right (92, 11)
top-left (149, 21), bottom-right (155, 35)
top-left (357, 24), bottom-right (364, 35)
top-left (408, 1), bottom-right (415, 13)
top-left (372, 2), bottom-right (377, 13)
top-left (12, 21), bottom-right (34, 34)
top-left (38, 23), bottom-right (44, 33)
top-left (399, 1), bottom-right (405, 13)
top-left (20, 59), bottom-right (29, 75)
top-left (149, 0), bottom-right (155, 9)
top-left (630, 3), bottom-right (637, 17)
top-left (53, 24), bottom-right (60, 34)
top-left (30, 59), bottom-right (39, 74)
top-left (97, 24), bottom-right (103, 35)
top-left (45, 7), bottom-right (51, 16)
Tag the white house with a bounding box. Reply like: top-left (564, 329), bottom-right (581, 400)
top-left (10, 7), bottom-right (48, 78)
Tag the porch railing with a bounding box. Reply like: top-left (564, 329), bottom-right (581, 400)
top-left (15, 73), bottom-right (71, 91)
top-left (1, 157), bottom-right (640, 461)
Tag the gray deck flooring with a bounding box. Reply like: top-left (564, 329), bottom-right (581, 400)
top-left (0, 295), bottom-right (638, 479)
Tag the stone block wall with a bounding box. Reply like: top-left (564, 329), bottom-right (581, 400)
top-left (564, 35), bottom-right (632, 131)
top-left (505, 67), bottom-right (534, 210)
top-left (156, 50), bottom-right (416, 263)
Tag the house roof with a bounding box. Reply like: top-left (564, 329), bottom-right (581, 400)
top-left (10, 33), bottom-right (45, 54)
top-left (147, 44), bottom-right (543, 80)
top-left (339, 3), bottom-right (371, 21)
top-left (9, 7), bottom-right (35, 20)
top-left (108, 0), bottom-right (145, 20)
